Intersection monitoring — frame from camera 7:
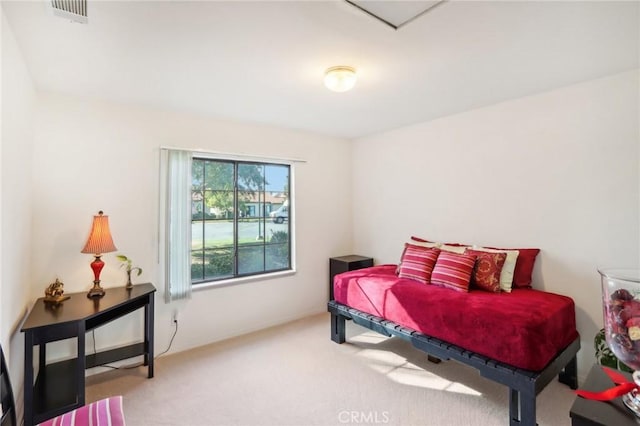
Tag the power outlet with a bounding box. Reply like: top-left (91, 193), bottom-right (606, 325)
top-left (171, 310), bottom-right (179, 325)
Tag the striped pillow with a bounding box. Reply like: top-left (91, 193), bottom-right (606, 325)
top-left (431, 251), bottom-right (477, 292)
top-left (398, 243), bottom-right (440, 284)
top-left (38, 396), bottom-right (125, 426)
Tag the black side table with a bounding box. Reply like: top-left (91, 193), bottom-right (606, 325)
top-left (329, 255), bottom-right (373, 300)
top-left (21, 283), bottom-right (156, 426)
top-left (570, 364), bottom-right (638, 426)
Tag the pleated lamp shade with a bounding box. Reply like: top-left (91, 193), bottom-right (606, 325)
top-left (81, 211), bottom-right (117, 255)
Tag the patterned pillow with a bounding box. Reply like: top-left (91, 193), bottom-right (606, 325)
top-left (431, 251), bottom-right (477, 292)
top-left (398, 243), bottom-right (441, 284)
top-left (471, 246), bottom-right (519, 292)
top-left (464, 249), bottom-right (507, 292)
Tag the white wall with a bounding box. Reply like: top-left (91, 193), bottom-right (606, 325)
top-left (31, 93), bottom-right (353, 359)
top-left (1, 5), bottom-right (36, 420)
top-left (352, 70), bottom-right (640, 373)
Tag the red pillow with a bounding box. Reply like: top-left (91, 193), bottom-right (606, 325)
top-left (464, 249), bottom-right (506, 292)
top-left (410, 235), bottom-right (434, 243)
top-left (398, 244), bottom-right (441, 284)
top-left (431, 251), bottom-right (477, 292)
top-left (486, 247), bottom-right (540, 288)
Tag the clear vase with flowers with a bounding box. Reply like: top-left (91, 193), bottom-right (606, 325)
top-left (598, 269), bottom-right (640, 416)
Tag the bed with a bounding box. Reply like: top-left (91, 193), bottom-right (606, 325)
top-left (328, 264), bottom-right (580, 426)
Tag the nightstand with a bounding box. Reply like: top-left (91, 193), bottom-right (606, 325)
top-left (329, 255), bottom-right (373, 300)
top-left (570, 364), bottom-right (637, 426)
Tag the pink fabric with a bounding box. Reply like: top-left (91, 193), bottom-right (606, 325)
top-left (333, 265), bottom-right (579, 371)
top-left (38, 396), bottom-right (125, 426)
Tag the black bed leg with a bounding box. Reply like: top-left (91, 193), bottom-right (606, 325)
top-left (509, 388), bottom-right (536, 426)
top-left (427, 355), bottom-right (442, 364)
top-left (331, 312), bottom-right (346, 343)
top-left (558, 355), bottom-right (578, 390)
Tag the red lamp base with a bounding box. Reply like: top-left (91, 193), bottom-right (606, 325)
top-left (87, 255), bottom-right (106, 298)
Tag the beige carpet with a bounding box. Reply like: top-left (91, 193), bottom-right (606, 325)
top-left (86, 313), bottom-right (576, 426)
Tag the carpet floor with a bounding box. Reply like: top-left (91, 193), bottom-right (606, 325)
top-left (86, 313), bottom-right (576, 425)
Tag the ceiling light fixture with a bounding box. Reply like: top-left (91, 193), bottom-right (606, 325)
top-left (324, 66), bottom-right (357, 92)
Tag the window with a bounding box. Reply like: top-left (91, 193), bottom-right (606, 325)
top-left (162, 150), bottom-right (294, 301)
top-left (190, 158), bottom-right (291, 284)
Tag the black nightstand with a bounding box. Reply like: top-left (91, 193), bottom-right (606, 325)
top-left (329, 255), bottom-right (374, 300)
top-left (570, 364), bottom-right (638, 426)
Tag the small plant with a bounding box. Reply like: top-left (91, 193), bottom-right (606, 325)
top-left (116, 254), bottom-right (142, 288)
top-left (269, 230), bottom-right (289, 243)
top-left (595, 328), bottom-right (633, 373)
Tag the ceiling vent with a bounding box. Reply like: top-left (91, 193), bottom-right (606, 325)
top-left (50, 0), bottom-right (88, 24)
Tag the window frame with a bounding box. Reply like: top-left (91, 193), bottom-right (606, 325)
top-left (190, 154), bottom-right (295, 288)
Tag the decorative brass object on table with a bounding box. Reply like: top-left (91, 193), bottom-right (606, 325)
top-left (44, 278), bottom-right (70, 303)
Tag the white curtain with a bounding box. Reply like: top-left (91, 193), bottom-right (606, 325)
top-left (161, 149), bottom-right (192, 302)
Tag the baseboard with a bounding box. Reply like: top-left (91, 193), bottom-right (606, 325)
top-left (165, 307), bottom-right (327, 356)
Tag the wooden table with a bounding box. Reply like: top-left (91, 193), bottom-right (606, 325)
top-left (21, 283), bottom-right (156, 426)
top-left (329, 255), bottom-right (374, 300)
top-left (570, 364), bottom-right (638, 425)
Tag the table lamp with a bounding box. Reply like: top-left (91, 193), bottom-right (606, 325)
top-left (81, 211), bottom-right (117, 298)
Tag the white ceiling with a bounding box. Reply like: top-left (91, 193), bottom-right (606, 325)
top-left (3, 1), bottom-right (638, 139)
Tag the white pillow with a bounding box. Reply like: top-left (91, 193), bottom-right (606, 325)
top-left (440, 244), bottom-right (468, 254)
top-left (472, 246), bottom-right (519, 292)
top-left (408, 240), bottom-right (439, 249)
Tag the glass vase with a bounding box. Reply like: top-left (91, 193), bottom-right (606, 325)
top-left (600, 268), bottom-right (640, 416)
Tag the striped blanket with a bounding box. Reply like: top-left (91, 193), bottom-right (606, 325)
top-left (38, 396), bottom-right (125, 426)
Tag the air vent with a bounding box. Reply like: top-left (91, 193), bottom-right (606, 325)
top-left (50, 0), bottom-right (88, 24)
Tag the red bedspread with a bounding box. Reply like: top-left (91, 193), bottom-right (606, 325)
top-left (334, 265), bottom-right (579, 371)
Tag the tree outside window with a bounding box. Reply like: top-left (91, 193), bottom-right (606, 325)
top-left (191, 158), bottom-right (291, 283)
